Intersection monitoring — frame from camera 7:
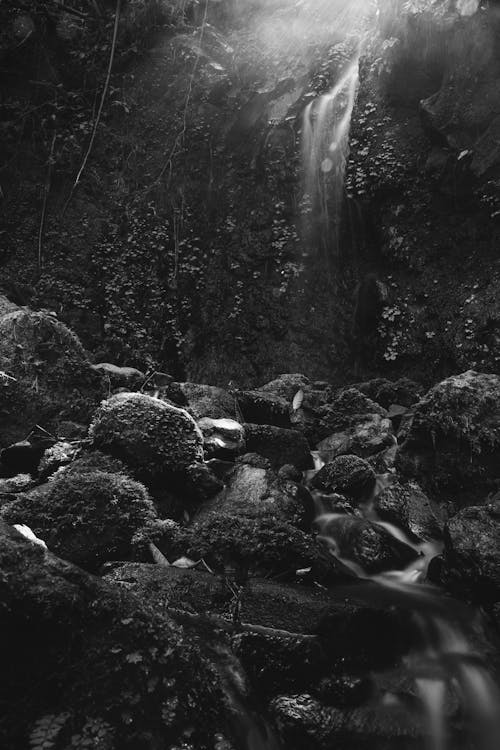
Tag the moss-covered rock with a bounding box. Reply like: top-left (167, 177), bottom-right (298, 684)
top-left (396, 370), bottom-right (500, 503)
top-left (0, 311), bottom-right (104, 443)
top-left (0, 520), bottom-right (224, 750)
top-left (0, 470), bottom-right (159, 570)
top-left (158, 513), bottom-right (348, 585)
top-left (89, 393), bottom-right (204, 484)
top-left (243, 423), bottom-right (312, 470)
top-left (311, 455), bottom-right (376, 503)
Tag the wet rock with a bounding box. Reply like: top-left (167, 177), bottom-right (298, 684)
top-left (243, 423), bottom-right (312, 470)
top-left (196, 462), bottom-right (313, 529)
top-left (234, 389), bottom-right (291, 428)
top-left (311, 455), bottom-right (376, 503)
top-left (0, 520), bottom-right (224, 750)
top-left (89, 392), bottom-right (204, 484)
top-left (374, 479), bottom-right (443, 541)
top-left (0, 473), bottom-right (32, 495)
top-left (396, 371), bottom-right (500, 503)
top-left (0, 470), bottom-right (159, 571)
top-left (198, 416), bottom-right (246, 459)
top-left (317, 414), bottom-right (394, 463)
top-left (316, 514), bottom-right (418, 575)
top-left (432, 502), bottom-right (500, 603)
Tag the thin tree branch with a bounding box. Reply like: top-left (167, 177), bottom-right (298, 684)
top-left (38, 131), bottom-right (57, 274)
top-left (62, 0), bottom-right (121, 216)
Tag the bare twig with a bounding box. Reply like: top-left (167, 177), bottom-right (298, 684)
top-left (62, 0), bottom-right (122, 216)
top-left (38, 131), bottom-right (56, 274)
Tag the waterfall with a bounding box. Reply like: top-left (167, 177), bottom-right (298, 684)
top-left (301, 53), bottom-right (360, 251)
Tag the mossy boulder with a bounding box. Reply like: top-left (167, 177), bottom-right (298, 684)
top-left (0, 520), bottom-right (224, 750)
top-left (311, 455), bottom-right (376, 503)
top-left (89, 393), bottom-right (204, 484)
top-left (243, 423), bottom-right (312, 470)
top-left (396, 371), bottom-right (500, 502)
top-left (0, 310), bottom-right (104, 443)
top-left (0, 470), bottom-right (159, 570)
top-left (158, 513), bottom-right (348, 585)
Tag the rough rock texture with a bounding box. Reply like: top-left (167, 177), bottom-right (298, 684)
top-left (311, 455), bottom-right (376, 502)
top-left (0, 470), bottom-right (159, 571)
top-left (243, 423), bottom-right (312, 470)
top-left (396, 371), bottom-right (500, 502)
top-left (89, 392), bottom-right (204, 484)
top-left (316, 514), bottom-right (418, 575)
top-left (196, 462), bottom-right (314, 529)
top-left (235, 389), bottom-right (292, 428)
top-left (157, 513), bottom-right (347, 585)
top-left (432, 501), bottom-right (500, 604)
top-left (0, 310), bottom-right (104, 438)
top-left (198, 416), bottom-right (246, 459)
top-left (317, 414), bottom-right (394, 463)
top-left (0, 520), bottom-right (224, 750)
top-left (374, 479), bottom-right (443, 541)
top-left (170, 381), bottom-right (238, 420)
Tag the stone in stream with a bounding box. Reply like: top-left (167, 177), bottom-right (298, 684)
top-left (0, 520), bottom-right (225, 750)
top-left (396, 370), bottom-right (500, 505)
top-left (89, 392), bottom-right (204, 485)
top-left (429, 501), bottom-right (500, 604)
top-left (374, 479), bottom-right (444, 541)
top-left (311, 454), bottom-right (376, 503)
top-left (168, 381), bottom-right (238, 420)
top-left (354, 377), bottom-right (423, 409)
top-left (316, 514), bottom-right (418, 575)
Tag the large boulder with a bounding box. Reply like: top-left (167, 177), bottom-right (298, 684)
top-left (89, 393), bottom-right (204, 484)
top-left (0, 313), bottom-right (103, 448)
top-left (396, 371), bottom-right (500, 502)
top-left (157, 512), bottom-right (347, 586)
top-left (430, 501), bottom-right (500, 604)
top-left (0, 470), bottom-right (159, 571)
top-left (234, 389), bottom-right (292, 428)
top-left (0, 520), bottom-right (224, 749)
top-left (196, 462), bottom-right (314, 529)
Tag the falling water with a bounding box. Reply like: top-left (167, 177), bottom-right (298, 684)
top-left (302, 53), bottom-right (360, 250)
top-left (310, 468), bottom-right (500, 750)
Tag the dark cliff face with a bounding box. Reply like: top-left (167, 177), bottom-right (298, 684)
top-left (1, 0), bottom-right (499, 387)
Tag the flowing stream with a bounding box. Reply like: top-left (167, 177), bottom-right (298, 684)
top-left (310, 451), bottom-right (500, 750)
